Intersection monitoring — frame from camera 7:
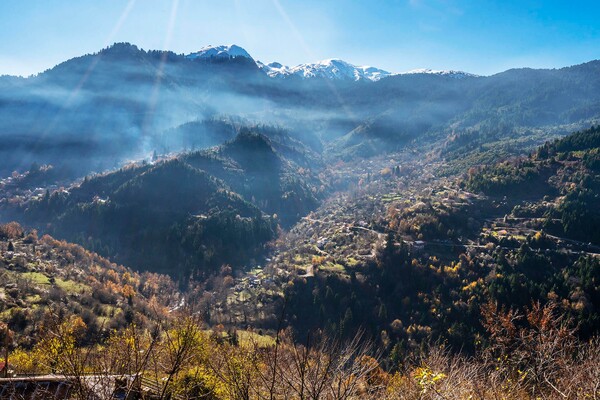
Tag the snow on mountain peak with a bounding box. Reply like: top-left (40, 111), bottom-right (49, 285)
top-left (397, 68), bottom-right (478, 79)
top-left (186, 44), bottom-right (253, 60)
top-left (257, 58), bottom-right (391, 82)
top-left (185, 44), bottom-right (476, 82)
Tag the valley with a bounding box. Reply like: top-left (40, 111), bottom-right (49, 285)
top-left (1, 42), bottom-right (600, 398)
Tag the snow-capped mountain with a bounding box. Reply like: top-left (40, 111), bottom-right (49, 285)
top-left (257, 59), bottom-right (391, 82)
top-left (397, 68), bottom-right (478, 79)
top-left (186, 44), bottom-right (253, 60)
top-left (185, 44), bottom-right (475, 81)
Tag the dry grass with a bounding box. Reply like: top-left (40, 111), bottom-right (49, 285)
top-left (381, 342), bottom-right (600, 399)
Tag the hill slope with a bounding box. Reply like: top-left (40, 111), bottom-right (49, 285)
top-left (0, 222), bottom-right (178, 347)
top-left (6, 130), bottom-right (322, 280)
top-left (465, 125), bottom-right (600, 244)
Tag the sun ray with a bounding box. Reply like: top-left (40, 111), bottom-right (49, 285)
top-left (63, 0), bottom-right (139, 108)
top-left (53, 0), bottom-right (137, 113)
top-left (142, 0), bottom-right (180, 141)
top-left (21, 0), bottom-right (138, 173)
top-left (270, 0), bottom-right (357, 121)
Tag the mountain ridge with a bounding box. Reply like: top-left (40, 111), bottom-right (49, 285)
top-left (1, 41), bottom-right (600, 182)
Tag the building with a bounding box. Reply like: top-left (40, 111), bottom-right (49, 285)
top-left (411, 240), bottom-right (426, 252)
top-left (0, 374), bottom-right (140, 400)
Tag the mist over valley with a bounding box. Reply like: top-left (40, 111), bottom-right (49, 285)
top-left (1, 32), bottom-right (600, 398)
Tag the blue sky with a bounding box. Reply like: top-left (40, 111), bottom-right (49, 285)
top-left (1, 0), bottom-right (599, 76)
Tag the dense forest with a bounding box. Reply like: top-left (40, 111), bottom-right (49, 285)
top-left (252, 126), bottom-right (600, 374)
top-left (2, 128), bottom-right (322, 283)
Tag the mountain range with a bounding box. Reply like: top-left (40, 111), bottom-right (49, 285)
top-left (2, 41), bottom-right (600, 388)
top-left (0, 42), bottom-right (599, 183)
top-left (183, 43), bottom-right (473, 81)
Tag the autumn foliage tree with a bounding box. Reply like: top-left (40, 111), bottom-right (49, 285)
top-left (481, 300), bottom-right (579, 397)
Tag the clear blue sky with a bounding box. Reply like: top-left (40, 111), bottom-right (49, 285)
top-left (1, 0), bottom-right (599, 76)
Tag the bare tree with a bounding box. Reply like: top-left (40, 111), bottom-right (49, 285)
top-left (232, 328), bottom-right (382, 400)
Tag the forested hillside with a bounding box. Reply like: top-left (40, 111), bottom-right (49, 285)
top-left (243, 127), bottom-right (600, 366)
top-left (0, 222), bottom-right (178, 347)
top-left (2, 129), bottom-right (322, 281)
top-left (466, 125), bottom-right (600, 244)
